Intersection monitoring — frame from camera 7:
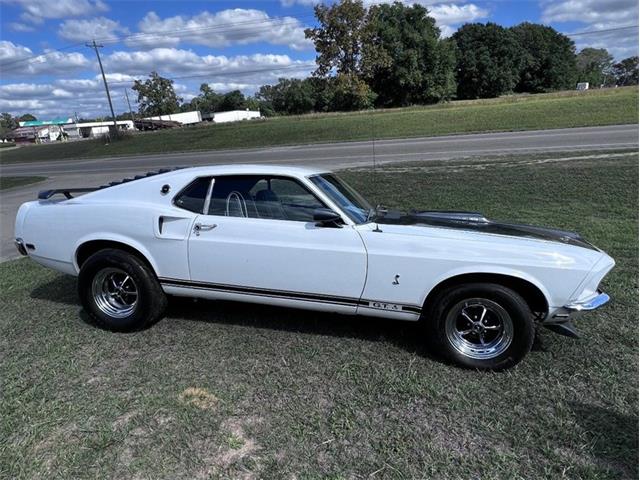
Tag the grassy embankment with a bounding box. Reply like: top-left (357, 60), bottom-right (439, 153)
top-left (1, 149), bottom-right (637, 479)
top-left (0, 176), bottom-right (46, 190)
top-left (0, 86), bottom-right (637, 165)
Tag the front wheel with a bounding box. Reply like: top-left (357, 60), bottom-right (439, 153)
top-left (78, 248), bottom-right (167, 332)
top-left (427, 283), bottom-right (534, 370)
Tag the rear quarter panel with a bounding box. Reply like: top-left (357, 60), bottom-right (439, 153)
top-left (19, 174), bottom-right (199, 279)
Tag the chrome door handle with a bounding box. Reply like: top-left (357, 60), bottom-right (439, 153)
top-left (194, 223), bottom-right (217, 235)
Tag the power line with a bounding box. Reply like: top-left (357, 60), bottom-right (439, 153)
top-left (565, 25), bottom-right (638, 37)
top-left (106, 63), bottom-right (315, 87)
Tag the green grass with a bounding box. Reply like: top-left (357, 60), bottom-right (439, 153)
top-left (0, 86), bottom-right (637, 164)
top-left (0, 142), bottom-right (15, 149)
top-left (1, 150), bottom-right (637, 479)
top-left (0, 176), bottom-right (46, 190)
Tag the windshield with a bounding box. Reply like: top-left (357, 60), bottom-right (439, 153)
top-left (309, 173), bottom-right (373, 224)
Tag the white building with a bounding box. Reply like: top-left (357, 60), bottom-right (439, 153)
top-left (144, 111), bottom-right (202, 125)
top-left (71, 120), bottom-right (134, 138)
top-left (208, 110), bottom-right (261, 124)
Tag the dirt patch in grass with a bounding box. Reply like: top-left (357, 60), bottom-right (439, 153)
top-left (179, 387), bottom-right (220, 411)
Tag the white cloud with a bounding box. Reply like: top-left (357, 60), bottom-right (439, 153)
top-left (280, 0), bottom-right (320, 5)
top-left (58, 17), bottom-right (129, 42)
top-left (541, 0), bottom-right (639, 59)
top-left (541, 0), bottom-right (637, 25)
top-left (430, 4), bottom-right (488, 25)
top-left (2, 0), bottom-right (108, 24)
top-left (284, 1), bottom-right (488, 37)
top-left (572, 27), bottom-right (639, 60)
top-left (0, 76), bottom-right (131, 118)
top-left (8, 22), bottom-right (35, 32)
top-left (126, 9), bottom-right (313, 51)
top-left (103, 48), bottom-right (314, 80)
top-left (0, 41), bottom-right (90, 77)
top-left (429, 4), bottom-right (489, 36)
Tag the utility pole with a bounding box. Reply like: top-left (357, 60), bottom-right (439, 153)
top-left (86, 40), bottom-right (118, 136)
top-left (124, 88), bottom-right (135, 123)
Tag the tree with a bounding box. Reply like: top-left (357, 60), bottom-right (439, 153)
top-left (306, 76), bottom-right (333, 112)
top-left (511, 22), bottom-right (577, 93)
top-left (219, 90), bottom-right (247, 111)
top-left (576, 48), bottom-right (614, 87)
top-left (0, 112), bottom-right (18, 137)
top-left (188, 83), bottom-right (223, 113)
top-left (612, 56), bottom-right (639, 86)
top-left (257, 78), bottom-right (315, 115)
top-left (18, 113), bottom-right (37, 122)
top-left (453, 23), bottom-right (523, 99)
top-left (330, 73), bottom-right (376, 111)
top-left (132, 72), bottom-right (182, 116)
top-left (363, 2), bottom-right (455, 106)
top-left (305, 0), bottom-right (371, 77)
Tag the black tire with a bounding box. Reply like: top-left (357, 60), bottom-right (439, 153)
top-left (78, 248), bottom-right (167, 332)
top-left (425, 283), bottom-right (534, 370)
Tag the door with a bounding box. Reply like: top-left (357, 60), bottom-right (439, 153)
top-left (185, 175), bottom-right (367, 311)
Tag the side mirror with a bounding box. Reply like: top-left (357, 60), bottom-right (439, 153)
top-left (313, 208), bottom-right (342, 227)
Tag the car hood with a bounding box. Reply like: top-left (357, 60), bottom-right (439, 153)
top-left (373, 210), bottom-right (599, 251)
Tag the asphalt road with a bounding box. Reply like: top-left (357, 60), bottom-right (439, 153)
top-left (1, 124), bottom-right (637, 261)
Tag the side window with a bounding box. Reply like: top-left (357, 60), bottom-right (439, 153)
top-left (206, 175), bottom-right (326, 222)
top-left (174, 177), bottom-right (211, 213)
top-left (208, 176), bottom-right (262, 217)
top-left (269, 178), bottom-right (325, 221)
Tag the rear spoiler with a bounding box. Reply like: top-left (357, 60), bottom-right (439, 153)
top-left (38, 188), bottom-right (98, 200)
top-left (37, 167), bottom-right (187, 200)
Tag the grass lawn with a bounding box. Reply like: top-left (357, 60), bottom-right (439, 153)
top-left (0, 150), bottom-right (637, 479)
top-left (0, 176), bottom-right (46, 190)
top-left (0, 86), bottom-right (637, 165)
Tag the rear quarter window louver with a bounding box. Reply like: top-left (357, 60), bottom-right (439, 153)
top-left (38, 166), bottom-right (189, 200)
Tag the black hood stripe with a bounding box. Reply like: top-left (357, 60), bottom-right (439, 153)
top-left (376, 210), bottom-right (598, 251)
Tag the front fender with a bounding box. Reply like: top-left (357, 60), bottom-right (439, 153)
top-left (420, 264), bottom-right (554, 311)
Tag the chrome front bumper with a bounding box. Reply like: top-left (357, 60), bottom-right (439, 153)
top-left (544, 291), bottom-right (610, 338)
top-left (565, 292), bottom-right (611, 312)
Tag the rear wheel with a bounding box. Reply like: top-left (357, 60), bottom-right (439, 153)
top-left (426, 283), bottom-right (534, 370)
top-left (78, 248), bottom-right (167, 331)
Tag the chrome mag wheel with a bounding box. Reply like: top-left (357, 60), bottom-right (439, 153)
top-left (91, 267), bottom-right (138, 318)
top-left (445, 298), bottom-right (514, 360)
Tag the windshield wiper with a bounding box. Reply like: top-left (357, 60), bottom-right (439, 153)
top-left (366, 204), bottom-right (388, 222)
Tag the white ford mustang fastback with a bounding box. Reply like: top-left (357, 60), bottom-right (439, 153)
top-left (15, 165), bottom-right (614, 370)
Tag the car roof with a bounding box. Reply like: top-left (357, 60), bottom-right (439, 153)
top-left (165, 164), bottom-right (330, 178)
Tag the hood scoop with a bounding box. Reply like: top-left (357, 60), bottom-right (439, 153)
top-left (410, 210), bottom-right (490, 224)
top-left (379, 209), bottom-right (490, 226)
top-left (375, 209), bottom-right (597, 251)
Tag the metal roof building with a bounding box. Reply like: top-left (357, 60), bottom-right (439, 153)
top-left (19, 117), bottom-right (73, 127)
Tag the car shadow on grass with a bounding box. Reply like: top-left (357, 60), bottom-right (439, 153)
top-left (30, 273), bottom-right (442, 362)
top-left (570, 402), bottom-right (639, 478)
top-left (30, 273), bottom-right (79, 305)
top-left (166, 296), bottom-right (442, 359)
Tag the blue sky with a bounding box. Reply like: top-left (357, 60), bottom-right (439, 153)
top-left (1, 0), bottom-right (638, 119)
